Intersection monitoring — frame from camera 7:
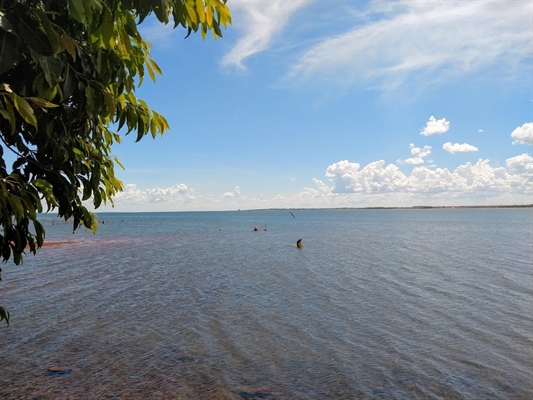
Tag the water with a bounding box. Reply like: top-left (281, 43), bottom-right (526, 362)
top-left (1, 208), bottom-right (532, 399)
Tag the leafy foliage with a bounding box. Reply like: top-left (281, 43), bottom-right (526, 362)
top-left (0, 0), bottom-right (230, 325)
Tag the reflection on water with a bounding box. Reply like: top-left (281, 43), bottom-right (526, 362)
top-left (1, 209), bottom-right (532, 399)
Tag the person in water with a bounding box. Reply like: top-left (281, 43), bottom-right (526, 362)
top-left (297, 239), bottom-right (303, 248)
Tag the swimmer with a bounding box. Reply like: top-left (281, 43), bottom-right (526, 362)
top-left (297, 238), bottom-right (303, 248)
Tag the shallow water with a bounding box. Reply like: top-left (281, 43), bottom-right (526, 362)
top-left (1, 209), bottom-right (532, 399)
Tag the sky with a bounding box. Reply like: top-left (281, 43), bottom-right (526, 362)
top-left (103, 0), bottom-right (532, 211)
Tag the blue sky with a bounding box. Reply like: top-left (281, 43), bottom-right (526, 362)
top-left (104, 0), bottom-right (532, 211)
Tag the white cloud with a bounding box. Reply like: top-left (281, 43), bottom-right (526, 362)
top-left (511, 122), bottom-right (533, 145)
top-left (421, 116), bottom-right (450, 136)
top-left (112, 183), bottom-right (194, 205)
top-left (299, 177), bottom-right (333, 199)
top-left (312, 177), bottom-right (332, 194)
top-left (478, 129), bottom-right (484, 133)
top-left (290, 177), bottom-right (296, 182)
top-left (221, 0), bottom-right (309, 69)
top-left (400, 158), bottom-right (424, 165)
top-left (100, 154), bottom-right (532, 212)
top-left (443, 142), bottom-right (479, 154)
top-left (398, 143), bottom-right (432, 164)
top-left (325, 160), bottom-right (408, 193)
top-left (310, 155), bottom-right (532, 198)
top-left (287, 1), bottom-right (531, 89)
top-left (222, 186), bottom-right (241, 198)
top-left (506, 153), bottom-right (533, 177)
top-left (412, 144), bottom-right (432, 158)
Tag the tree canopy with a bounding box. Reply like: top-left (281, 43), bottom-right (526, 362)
top-left (0, 0), bottom-right (231, 325)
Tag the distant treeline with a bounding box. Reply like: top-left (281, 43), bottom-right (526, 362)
top-left (247, 204), bottom-right (533, 211)
top-left (366, 205), bottom-right (532, 210)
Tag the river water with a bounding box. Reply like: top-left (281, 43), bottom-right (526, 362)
top-left (1, 208), bottom-right (532, 399)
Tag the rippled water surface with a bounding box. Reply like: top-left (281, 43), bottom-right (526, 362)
top-left (1, 209), bottom-right (532, 399)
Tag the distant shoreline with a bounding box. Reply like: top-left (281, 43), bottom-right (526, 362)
top-left (244, 204), bottom-right (533, 211)
top-left (85, 204), bottom-right (532, 214)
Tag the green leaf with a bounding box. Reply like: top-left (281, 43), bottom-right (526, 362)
top-left (34, 220), bottom-right (45, 246)
top-left (13, 251), bottom-right (22, 265)
top-left (149, 58), bottom-right (162, 75)
top-left (11, 93), bottom-right (37, 128)
top-left (45, 120), bottom-right (55, 137)
top-left (7, 7), bottom-right (54, 55)
top-left (85, 85), bottom-right (95, 115)
top-left (136, 114), bottom-right (145, 142)
top-left (33, 9), bottom-right (60, 55)
top-left (28, 237), bottom-right (36, 254)
top-left (28, 97), bottom-right (59, 108)
top-left (123, 11), bottom-right (138, 38)
top-left (150, 118), bottom-right (157, 138)
top-left (58, 34), bottom-right (77, 60)
top-left (32, 179), bottom-right (53, 191)
top-left (153, 0), bottom-right (170, 24)
top-left (171, 1), bottom-right (188, 28)
top-left (117, 111), bottom-right (127, 132)
top-left (7, 194), bottom-right (24, 220)
top-left (146, 62), bottom-right (155, 82)
top-left (196, 0), bottom-right (206, 23)
top-left (119, 30), bottom-right (132, 58)
top-left (2, 97), bottom-right (16, 134)
top-left (99, 8), bottom-right (115, 48)
top-left (102, 91), bottom-right (116, 118)
top-left (185, 4), bottom-right (198, 27)
top-left (72, 147), bottom-right (84, 158)
top-left (68, 0), bottom-right (87, 24)
top-left (206, 5), bottom-right (214, 27)
top-left (114, 156), bottom-right (125, 170)
top-left (0, 11), bottom-right (16, 33)
top-left (21, 198), bottom-right (37, 220)
top-left (212, 19), bottom-right (223, 38)
top-left (87, 0), bottom-right (103, 13)
top-left (0, 29), bottom-right (22, 74)
top-left (37, 55), bottom-right (62, 87)
top-left (62, 64), bottom-right (76, 99)
top-left (33, 179), bottom-right (58, 209)
top-left (137, 1), bottom-right (152, 24)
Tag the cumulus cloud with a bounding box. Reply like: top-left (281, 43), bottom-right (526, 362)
top-left (398, 143), bottom-right (432, 164)
top-left (511, 122), bottom-right (533, 145)
top-left (221, 0), bottom-right (309, 69)
top-left (506, 153), bottom-right (533, 177)
top-left (421, 116), bottom-right (450, 136)
top-left (222, 186), bottom-right (241, 198)
top-left (103, 155), bottom-right (532, 212)
top-left (113, 183), bottom-right (194, 204)
top-left (287, 1), bottom-right (531, 90)
top-left (325, 160), bottom-right (408, 193)
top-left (299, 177), bottom-right (333, 199)
top-left (442, 142), bottom-right (479, 154)
top-left (310, 155), bottom-right (532, 198)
